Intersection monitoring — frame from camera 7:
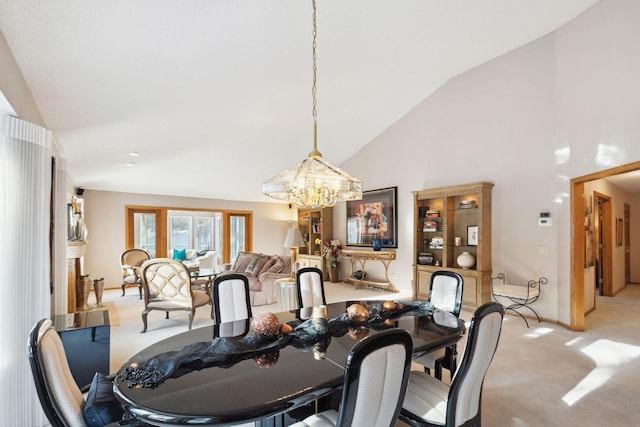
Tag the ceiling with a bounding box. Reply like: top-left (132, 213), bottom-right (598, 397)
top-left (0, 0), bottom-right (600, 202)
top-left (605, 171), bottom-right (640, 195)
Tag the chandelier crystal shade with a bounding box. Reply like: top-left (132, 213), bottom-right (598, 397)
top-left (262, 0), bottom-right (362, 208)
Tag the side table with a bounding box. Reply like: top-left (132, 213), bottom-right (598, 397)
top-left (51, 310), bottom-right (110, 387)
top-left (276, 278), bottom-right (297, 311)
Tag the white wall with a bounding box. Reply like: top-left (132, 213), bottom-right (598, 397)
top-left (83, 190), bottom-right (292, 288)
top-left (337, 0), bottom-right (640, 325)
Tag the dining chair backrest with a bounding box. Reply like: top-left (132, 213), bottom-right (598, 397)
top-left (28, 319), bottom-right (87, 427)
top-left (448, 302), bottom-right (503, 426)
top-left (214, 319), bottom-right (251, 338)
top-left (337, 329), bottom-right (413, 427)
top-left (296, 267), bottom-right (326, 308)
top-left (212, 273), bottom-right (252, 324)
top-left (429, 270), bottom-right (464, 316)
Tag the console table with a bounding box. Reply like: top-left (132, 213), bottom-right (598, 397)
top-left (52, 310), bottom-right (110, 387)
top-left (341, 249), bottom-right (397, 292)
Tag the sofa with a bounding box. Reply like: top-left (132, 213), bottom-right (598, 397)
top-left (168, 249), bottom-right (219, 271)
top-left (219, 252), bottom-right (292, 306)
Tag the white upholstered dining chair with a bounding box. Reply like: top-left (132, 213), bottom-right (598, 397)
top-left (413, 270), bottom-right (464, 380)
top-left (400, 302), bottom-right (504, 427)
top-left (211, 273), bottom-right (252, 326)
top-left (291, 329), bottom-right (413, 427)
top-left (296, 267), bottom-right (326, 309)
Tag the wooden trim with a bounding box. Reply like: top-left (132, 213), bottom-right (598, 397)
top-left (570, 181), bottom-right (585, 331)
top-left (569, 160), bottom-right (640, 331)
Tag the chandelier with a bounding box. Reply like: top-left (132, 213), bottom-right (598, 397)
top-left (262, 0), bottom-right (362, 208)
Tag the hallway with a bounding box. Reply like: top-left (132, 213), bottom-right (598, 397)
top-left (480, 284), bottom-right (640, 426)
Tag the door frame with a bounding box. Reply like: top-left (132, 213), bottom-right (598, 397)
top-left (570, 161), bottom-right (640, 331)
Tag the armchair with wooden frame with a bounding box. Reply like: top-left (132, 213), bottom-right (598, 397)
top-left (140, 258), bottom-right (211, 333)
top-left (120, 248), bottom-right (151, 299)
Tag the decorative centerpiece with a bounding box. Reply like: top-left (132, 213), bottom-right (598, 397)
top-left (322, 239), bottom-right (342, 283)
top-left (251, 312), bottom-right (282, 338)
top-left (120, 299), bottom-right (438, 389)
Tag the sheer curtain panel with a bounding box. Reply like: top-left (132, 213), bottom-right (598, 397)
top-left (0, 115), bottom-right (52, 426)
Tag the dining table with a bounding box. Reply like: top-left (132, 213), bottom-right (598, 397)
top-left (113, 299), bottom-right (465, 427)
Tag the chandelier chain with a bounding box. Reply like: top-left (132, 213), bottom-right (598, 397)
top-left (311, 0), bottom-right (318, 153)
top-left (261, 0), bottom-right (362, 208)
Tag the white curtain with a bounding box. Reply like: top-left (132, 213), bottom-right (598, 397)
top-left (0, 114), bottom-right (52, 426)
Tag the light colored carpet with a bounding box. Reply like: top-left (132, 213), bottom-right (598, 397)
top-left (102, 283), bottom-right (640, 426)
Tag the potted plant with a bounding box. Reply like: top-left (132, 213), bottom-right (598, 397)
top-left (322, 239), bottom-right (342, 283)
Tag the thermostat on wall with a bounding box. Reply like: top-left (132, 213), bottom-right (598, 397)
top-left (539, 212), bottom-right (552, 226)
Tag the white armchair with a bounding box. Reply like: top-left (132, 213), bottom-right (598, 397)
top-left (196, 250), bottom-right (219, 271)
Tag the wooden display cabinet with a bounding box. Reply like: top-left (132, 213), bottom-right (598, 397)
top-left (297, 207), bottom-right (333, 279)
top-left (413, 182), bottom-right (493, 308)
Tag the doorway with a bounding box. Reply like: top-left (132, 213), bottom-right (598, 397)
top-left (570, 161), bottom-right (640, 331)
top-left (593, 192), bottom-right (612, 297)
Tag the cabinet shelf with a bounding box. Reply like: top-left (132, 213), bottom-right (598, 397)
top-left (413, 182), bottom-right (493, 308)
top-left (297, 207), bottom-right (332, 279)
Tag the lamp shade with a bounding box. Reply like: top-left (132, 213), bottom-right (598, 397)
top-left (284, 226), bottom-right (305, 249)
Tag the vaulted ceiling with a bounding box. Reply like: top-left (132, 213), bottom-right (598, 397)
top-left (0, 0), bottom-right (600, 201)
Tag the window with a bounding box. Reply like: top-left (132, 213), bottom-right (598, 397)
top-left (168, 211), bottom-right (222, 256)
top-left (126, 206), bottom-right (250, 264)
top-left (229, 215), bottom-right (246, 261)
top-left (133, 212), bottom-right (157, 257)
top-left (169, 215), bottom-right (193, 250)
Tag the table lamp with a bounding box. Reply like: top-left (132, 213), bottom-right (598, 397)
top-left (284, 222), bottom-right (305, 279)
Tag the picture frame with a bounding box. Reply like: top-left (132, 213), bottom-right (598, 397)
top-left (616, 218), bottom-right (623, 246)
top-left (346, 186), bottom-right (398, 248)
top-left (467, 225), bottom-right (478, 246)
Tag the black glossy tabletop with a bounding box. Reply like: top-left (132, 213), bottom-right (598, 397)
top-left (114, 300), bottom-right (464, 426)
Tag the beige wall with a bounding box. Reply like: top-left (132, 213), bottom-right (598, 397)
top-left (83, 190), bottom-right (293, 288)
top-left (338, 0), bottom-right (640, 324)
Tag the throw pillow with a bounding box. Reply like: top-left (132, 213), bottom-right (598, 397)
top-left (244, 255), bottom-right (261, 275)
top-left (196, 249), bottom-right (209, 257)
top-left (267, 257), bottom-right (284, 274)
top-left (83, 372), bottom-right (125, 427)
top-left (248, 255), bottom-right (270, 276)
top-left (233, 251), bottom-right (256, 273)
top-left (256, 257), bottom-right (276, 278)
top-left (173, 248), bottom-right (186, 261)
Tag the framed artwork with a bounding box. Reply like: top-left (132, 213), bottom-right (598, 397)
top-left (616, 218), bottom-right (623, 246)
top-left (346, 187), bottom-right (398, 248)
top-left (467, 225), bottom-right (478, 246)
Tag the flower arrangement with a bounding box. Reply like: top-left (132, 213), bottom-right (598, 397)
top-left (322, 239), bottom-right (342, 270)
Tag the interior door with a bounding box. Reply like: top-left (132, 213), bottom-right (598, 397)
top-left (625, 203), bottom-right (630, 285)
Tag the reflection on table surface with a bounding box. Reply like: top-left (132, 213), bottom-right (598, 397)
top-left (114, 300), bottom-right (464, 426)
